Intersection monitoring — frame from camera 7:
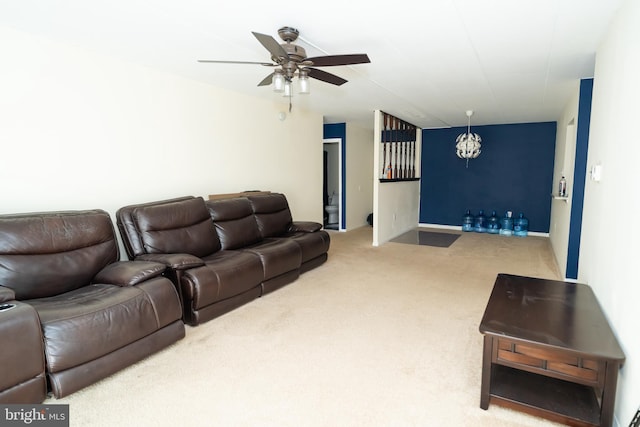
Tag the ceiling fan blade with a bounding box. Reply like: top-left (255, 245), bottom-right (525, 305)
top-left (198, 60), bottom-right (275, 66)
top-left (252, 32), bottom-right (289, 62)
top-left (305, 54), bottom-right (370, 67)
top-left (258, 73), bottom-right (274, 87)
top-left (306, 68), bottom-right (347, 86)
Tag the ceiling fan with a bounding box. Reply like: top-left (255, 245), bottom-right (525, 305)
top-left (198, 26), bottom-right (370, 106)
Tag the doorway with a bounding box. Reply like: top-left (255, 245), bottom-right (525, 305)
top-left (323, 138), bottom-right (343, 230)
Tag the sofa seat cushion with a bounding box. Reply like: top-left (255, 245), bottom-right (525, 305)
top-left (243, 238), bottom-right (302, 280)
top-left (284, 230), bottom-right (331, 263)
top-left (184, 250), bottom-right (263, 308)
top-left (28, 284), bottom-right (164, 373)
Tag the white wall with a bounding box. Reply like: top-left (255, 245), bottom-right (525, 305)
top-left (549, 89), bottom-right (579, 279)
top-left (578, 0), bottom-right (640, 424)
top-left (345, 123), bottom-right (374, 229)
top-left (0, 26), bottom-right (323, 237)
top-left (374, 181), bottom-right (421, 246)
top-left (372, 110), bottom-right (421, 246)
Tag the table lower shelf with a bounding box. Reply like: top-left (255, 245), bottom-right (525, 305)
top-left (491, 365), bottom-right (601, 426)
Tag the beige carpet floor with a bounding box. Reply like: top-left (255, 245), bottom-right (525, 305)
top-left (49, 227), bottom-right (565, 426)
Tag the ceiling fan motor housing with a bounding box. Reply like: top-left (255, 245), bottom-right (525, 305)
top-left (278, 44), bottom-right (307, 63)
top-left (271, 27), bottom-right (307, 64)
top-left (278, 26), bottom-right (300, 43)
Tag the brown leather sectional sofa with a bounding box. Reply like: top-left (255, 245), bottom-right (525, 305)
top-left (117, 192), bottom-right (330, 326)
top-left (0, 192), bottom-right (328, 403)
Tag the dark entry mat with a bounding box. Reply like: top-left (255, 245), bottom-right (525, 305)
top-left (391, 229), bottom-right (461, 248)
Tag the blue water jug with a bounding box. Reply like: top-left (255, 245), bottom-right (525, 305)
top-left (474, 210), bottom-right (487, 233)
top-left (486, 211), bottom-right (500, 234)
top-left (499, 211), bottom-right (514, 236)
top-left (514, 213), bottom-right (529, 237)
top-left (462, 210), bottom-right (474, 232)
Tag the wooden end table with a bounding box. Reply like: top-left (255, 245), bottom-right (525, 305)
top-left (479, 274), bottom-right (625, 427)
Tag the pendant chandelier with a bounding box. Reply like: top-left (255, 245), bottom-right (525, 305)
top-left (455, 110), bottom-right (482, 168)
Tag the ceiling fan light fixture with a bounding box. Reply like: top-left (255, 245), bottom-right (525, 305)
top-left (283, 79), bottom-right (292, 97)
top-left (273, 69), bottom-right (285, 93)
top-left (298, 69), bottom-right (310, 94)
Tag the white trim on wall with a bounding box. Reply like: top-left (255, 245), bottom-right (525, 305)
top-left (323, 137), bottom-right (344, 231)
top-left (419, 223), bottom-right (549, 237)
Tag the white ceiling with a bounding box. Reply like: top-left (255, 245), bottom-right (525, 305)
top-left (0, 0), bottom-right (624, 129)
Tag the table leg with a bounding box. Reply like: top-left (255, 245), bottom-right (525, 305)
top-left (600, 361), bottom-right (620, 427)
top-left (480, 335), bottom-right (493, 409)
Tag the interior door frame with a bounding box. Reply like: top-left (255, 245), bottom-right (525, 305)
top-left (323, 137), bottom-right (344, 231)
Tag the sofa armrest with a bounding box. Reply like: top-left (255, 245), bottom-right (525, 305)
top-left (136, 253), bottom-right (205, 270)
top-left (0, 286), bottom-right (16, 303)
top-left (93, 261), bottom-right (166, 287)
top-left (289, 221), bottom-right (322, 233)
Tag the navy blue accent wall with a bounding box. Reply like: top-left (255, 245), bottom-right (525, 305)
top-left (420, 122), bottom-right (557, 233)
top-left (323, 123), bottom-right (346, 228)
top-left (323, 123), bottom-right (345, 140)
top-left (566, 79), bottom-right (593, 280)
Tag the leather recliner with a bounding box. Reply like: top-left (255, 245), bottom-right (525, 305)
top-left (116, 196), bottom-right (265, 326)
top-left (0, 210), bottom-right (185, 398)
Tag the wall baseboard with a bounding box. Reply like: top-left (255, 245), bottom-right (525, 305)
top-left (418, 223), bottom-right (550, 238)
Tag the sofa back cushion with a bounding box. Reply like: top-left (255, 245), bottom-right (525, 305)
top-left (247, 193), bottom-right (293, 238)
top-left (205, 198), bottom-right (262, 250)
top-left (117, 197), bottom-right (221, 258)
top-left (0, 210), bottom-right (119, 300)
